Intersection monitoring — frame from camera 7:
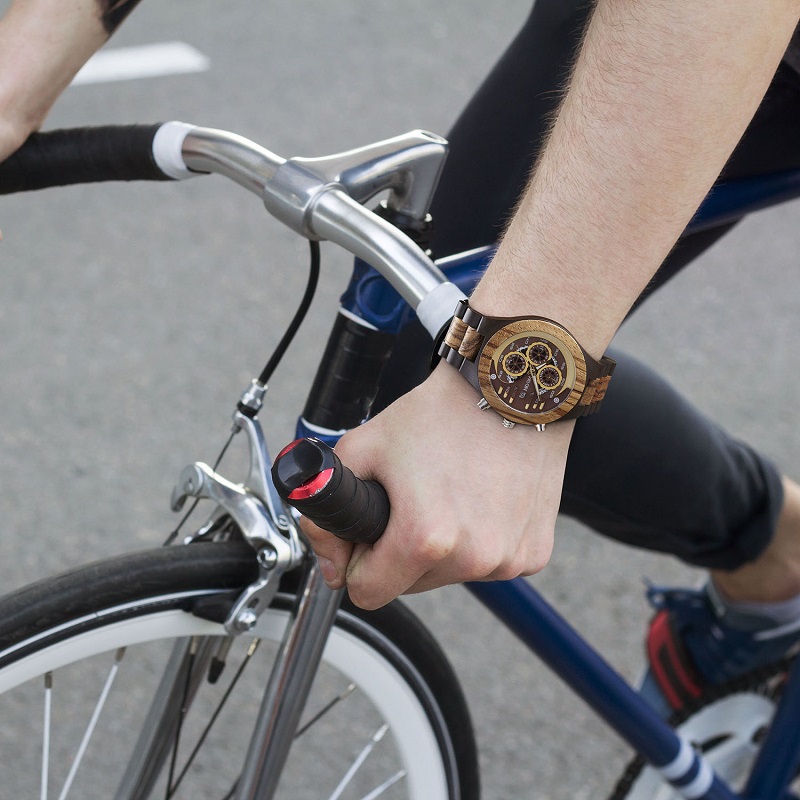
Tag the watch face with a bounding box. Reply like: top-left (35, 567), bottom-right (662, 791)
top-left (476, 319), bottom-right (588, 425)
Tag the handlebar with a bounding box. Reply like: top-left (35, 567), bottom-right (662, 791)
top-left (0, 121), bottom-right (466, 335)
top-left (0, 125), bottom-right (170, 192)
top-left (271, 438), bottom-right (389, 544)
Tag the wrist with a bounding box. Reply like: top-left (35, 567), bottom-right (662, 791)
top-left (468, 264), bottom-right (621, 362)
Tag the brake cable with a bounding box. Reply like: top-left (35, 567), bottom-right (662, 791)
top-left (164, 240), bottom-right (322, 545)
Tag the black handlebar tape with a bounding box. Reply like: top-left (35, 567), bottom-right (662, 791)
top-left (0, 125), bottom-right (171, 194)
top-left (271, 438), bottom-right (389, 545)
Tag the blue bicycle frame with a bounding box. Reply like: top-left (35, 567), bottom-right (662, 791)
top-left (296, 166), bottom-right (800, 800)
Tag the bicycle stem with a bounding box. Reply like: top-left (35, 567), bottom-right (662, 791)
top-left (172, 123), bottom-right (466, 335)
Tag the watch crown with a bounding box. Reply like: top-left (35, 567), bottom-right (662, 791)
top-left (477, 398), bottom-right (491, 410)
top-left (501, 418), bottom-right (516, 429)
top-left (535, 424), bottom-right (547, 432)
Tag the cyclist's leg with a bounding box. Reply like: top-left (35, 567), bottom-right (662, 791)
top-left (560, 353), bottom-right (783, 569)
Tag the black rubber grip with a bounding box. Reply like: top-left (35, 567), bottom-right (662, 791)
top-left (0, 124), bottom-right (171, 194)
top-left (271, 438), bottom-right (389, 544)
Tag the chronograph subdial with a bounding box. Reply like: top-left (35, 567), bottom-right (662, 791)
top-left (501, 350), bottom-right (529, 378)
top-left (535, 364), bottom-right (564, 391)
top-left (526, 342), bottom-right (552, 367)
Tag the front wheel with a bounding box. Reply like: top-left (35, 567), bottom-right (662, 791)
top-left (0, 541), bottom-right (479, 799)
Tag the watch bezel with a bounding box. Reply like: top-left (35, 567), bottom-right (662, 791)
top-left (476, 319), bottom-right (589, 425)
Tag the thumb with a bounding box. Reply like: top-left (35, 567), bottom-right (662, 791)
top-left (298, 515), bottom-right (353, 589)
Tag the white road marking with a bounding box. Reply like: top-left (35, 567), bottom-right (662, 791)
top-left (71, 41), bottom-right (210, 86)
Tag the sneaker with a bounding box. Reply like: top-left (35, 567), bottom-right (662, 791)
top-left (642, 583), bottom-right (800, 713)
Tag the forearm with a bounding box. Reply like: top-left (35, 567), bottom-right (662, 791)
top-left (0, 0), bottom-right (141, 157)
top-left (472, 0), bottom-right (800, 357)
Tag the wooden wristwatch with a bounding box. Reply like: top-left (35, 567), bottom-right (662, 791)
top-left (437, 300), bottom-right (616, 429)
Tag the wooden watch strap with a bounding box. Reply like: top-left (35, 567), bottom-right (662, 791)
top-left (568, 356), bottom-right (615, 417)
top-left (437, 300), bottom-right (482, 366)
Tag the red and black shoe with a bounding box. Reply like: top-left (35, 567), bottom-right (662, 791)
top-left (641, 584), bottom-right (800, 714)
top-left (646, 602), bottom-right (705, 711)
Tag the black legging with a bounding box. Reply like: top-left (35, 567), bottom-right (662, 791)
top-left (375, 1), bottom-right (800, 570)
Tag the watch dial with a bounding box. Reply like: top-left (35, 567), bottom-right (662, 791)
top-left (487, 332), bottom-right (577, 416)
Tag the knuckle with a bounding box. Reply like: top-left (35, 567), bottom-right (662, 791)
top-left (490, 559), bottom-right (526, 582)
top-left (483, 529), bottom-right (554, 582)
top-left (519, 535), bottom-right (554, 576)
top-left (412, 526), bottom-right (458, 566)
top-left (464, 549), bottom-right (505, 581)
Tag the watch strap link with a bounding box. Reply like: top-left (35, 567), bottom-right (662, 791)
top-left (437, 300), bottom-right (615, 418)
top-left (437, 299), bottom-right (485, 368)
top-left (575, 362), bottom-right (614, 416)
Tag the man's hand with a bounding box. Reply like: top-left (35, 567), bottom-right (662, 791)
top-left (300, 363), bottom-right (573, 610)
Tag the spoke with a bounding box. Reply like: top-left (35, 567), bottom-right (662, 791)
top-left (167, 638), bottom-right (261, 796)
top-left (58, 648), bottom-right (126, 800)
top-left (361, 770), bottom-right (406, 800)
top-left (295, 683), bottom-right (357, 740)
top-left (328, 724), bottom-right (390, 800)
top-left (41, 672), bottom-right (53, 800)
top-left (166, 637), bottom-right (200, 798)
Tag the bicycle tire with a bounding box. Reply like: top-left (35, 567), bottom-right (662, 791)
top-left (0, 541), bottom-right (479, 800)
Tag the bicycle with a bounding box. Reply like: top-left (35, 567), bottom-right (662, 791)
top-left (0, 119), bottom-right (799, 800)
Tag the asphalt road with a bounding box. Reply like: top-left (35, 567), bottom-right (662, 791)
top-left (2, 2), bottom-right (800, 798)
